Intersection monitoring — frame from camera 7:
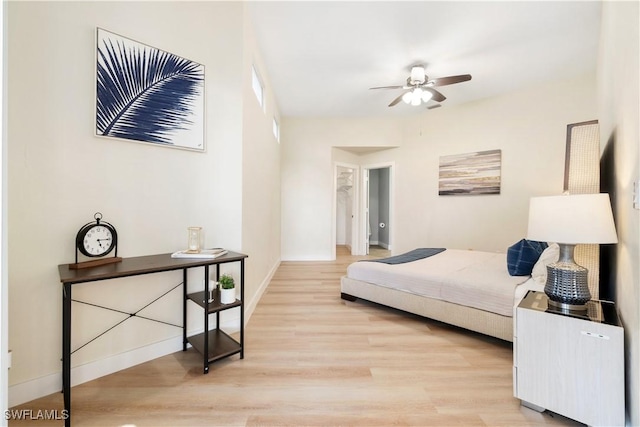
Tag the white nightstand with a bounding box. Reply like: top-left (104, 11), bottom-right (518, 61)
top-left (514, 291), bottom-right (625, 426)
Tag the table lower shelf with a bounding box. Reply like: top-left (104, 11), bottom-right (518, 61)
top-left (187, 329), bottom-right (242, 366)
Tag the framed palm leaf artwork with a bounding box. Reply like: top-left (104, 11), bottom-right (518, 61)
top-left (96, 28), bottom-right (205, 151)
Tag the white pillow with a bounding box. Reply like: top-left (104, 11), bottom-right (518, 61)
top-left (531, 243), bottom-right (559, 286)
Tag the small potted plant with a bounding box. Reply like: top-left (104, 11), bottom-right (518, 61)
top-left (219, 274), bottom-right (236, 304)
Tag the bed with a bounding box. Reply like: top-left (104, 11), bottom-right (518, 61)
top-left (340, 245), bottom-right (555, 342)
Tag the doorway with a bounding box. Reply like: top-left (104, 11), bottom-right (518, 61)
top-left (367, 167), bottom-right (391, 256)
top-left (334, 163), bottom-right (359, 258)
top-left (336, 166), bottom-right (356, 253)
top-left (364, 166), bottom-right (391, 256)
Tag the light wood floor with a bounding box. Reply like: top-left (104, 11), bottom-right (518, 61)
top-left (10, 246), bottom-right (582, 426)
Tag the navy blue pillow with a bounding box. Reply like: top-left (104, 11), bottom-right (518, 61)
top-left (507, 239), bottom-right (548, 276)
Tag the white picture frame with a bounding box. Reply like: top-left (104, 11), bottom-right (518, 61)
top-left (95, 28), bottom-right (205, 152)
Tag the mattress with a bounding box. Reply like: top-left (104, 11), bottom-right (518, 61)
top-left (346, 249), bottom-right (533, 317)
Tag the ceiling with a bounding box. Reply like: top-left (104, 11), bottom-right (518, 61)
top-left (246, 1), bottom-right (601, 118)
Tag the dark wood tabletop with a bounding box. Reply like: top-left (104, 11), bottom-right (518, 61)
top-left (58, 251), bottom-right (247, 284)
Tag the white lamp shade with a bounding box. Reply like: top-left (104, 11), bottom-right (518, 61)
top-left (527, 193), bottom-right (618, 244)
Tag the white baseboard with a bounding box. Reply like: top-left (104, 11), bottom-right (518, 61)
top-left (244, 258), bottom-right (280, 321)
top-left (281, 255), bottom-right (333, 261)
top-left (8, 258), bottom-right (282, 409)
top-left (8, 335), bottom-right (184, 408)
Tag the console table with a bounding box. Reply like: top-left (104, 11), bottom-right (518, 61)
top-left (58, 251), bottom-right (247, 427)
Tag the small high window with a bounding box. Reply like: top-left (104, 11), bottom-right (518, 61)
top-left (251, 65), bottom-right (264, 110)
top-left (273, 118), bottom-right (280, 143)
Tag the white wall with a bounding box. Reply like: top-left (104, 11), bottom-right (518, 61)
top-left (7, 1), bottom-right (280, 406)
top-left (282, 73), bottom-right (597, 260)
top-left (241, 4), bottom-right (282, 316)
top-left (598, 2), bottom-right (640, 424)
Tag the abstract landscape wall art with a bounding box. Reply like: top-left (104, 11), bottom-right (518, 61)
top-left (438, 149), bottom-right (502, 195)
top-left (96, 28), bottom-right (205, 151)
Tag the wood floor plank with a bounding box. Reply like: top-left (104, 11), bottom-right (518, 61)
top-left (9, 246), bottom-right (582, 426)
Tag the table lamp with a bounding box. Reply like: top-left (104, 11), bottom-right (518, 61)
top-left (527, 193), bottom-right (617, 311)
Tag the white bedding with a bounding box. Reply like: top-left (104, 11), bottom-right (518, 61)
top-left (346, 249), bottom-right (536, 317)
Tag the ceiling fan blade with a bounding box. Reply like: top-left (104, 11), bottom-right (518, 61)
top-left (424, 87), bottom-right (446, 103)
top-left (430, 74), bottom-right (472, 87)
top-left (388, 92), bottom-right (406, 107)
top-left (370, 85), bottom-right (405, 90)
top-left (427, 104), bottom-right (442, 110)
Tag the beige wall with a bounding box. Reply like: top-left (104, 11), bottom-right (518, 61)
top-left (241, 5), bottom-right (282, 315)
top-left (598, 2), bottom-right (640, 424)
top-left (282, 73), bottom-right (597, 260)
top-left (7, 1), bottom-right (280, 405)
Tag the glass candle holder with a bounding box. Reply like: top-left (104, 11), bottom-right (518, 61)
top-left (187, 227), bottom-right (202, 252)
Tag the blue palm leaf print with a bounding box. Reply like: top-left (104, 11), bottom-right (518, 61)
top-left (96, 29), bottom-right (204, 148)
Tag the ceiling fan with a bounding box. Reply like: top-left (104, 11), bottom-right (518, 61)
top-left (370, 66), bottom-right (472, 108)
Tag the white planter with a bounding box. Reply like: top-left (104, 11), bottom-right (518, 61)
top-left (220, 287), bottom-right (235, 304)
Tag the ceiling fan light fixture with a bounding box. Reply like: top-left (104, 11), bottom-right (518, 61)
top-left (401, 88), bottom-right (431, 106)
top-left (373, 67), bottom-right (470, 109)
top-left (411, 90), bottom-right (422, 106)
top-left (410, 66), bottom-right (425, 84)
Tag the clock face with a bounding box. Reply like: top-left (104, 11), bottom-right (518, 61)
top-left (81, 224), bottom-right (115, 257)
